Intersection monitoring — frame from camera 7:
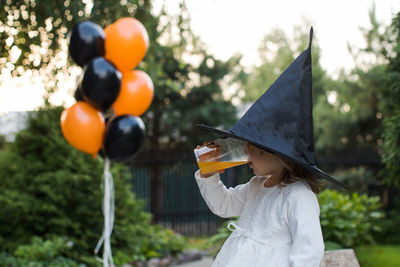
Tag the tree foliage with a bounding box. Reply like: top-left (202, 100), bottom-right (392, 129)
top-left (313, 64), bottom-right (386, 159)
top-left (316, 6), bottom-right (391, 159)
top-left (380, 11), bottom-right (400, 187)
top-left (140, 2), bottom-right (244, 153)
top-left (314, 7), bottom-right (390, 161)
top-left (0, 0), bottom-right (154, 100)
top-left (0, 0), bottom-right (156, 69)
top-left (242, 24), bottom-right (325, 102)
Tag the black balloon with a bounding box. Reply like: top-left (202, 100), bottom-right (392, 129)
top-left (79, 57), bottom-right (122, 111)
top-left (97, 115), bottom-right (112, 158)
top-left (74, 87), bottom-right (84, 102)
top-left (98, 147), bottom-right (106, 158)
top-left (68, 21), bottom-right (105, 67)
top-left (103, 115), bottom-right (145, 162)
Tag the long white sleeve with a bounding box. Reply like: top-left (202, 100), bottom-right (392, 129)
top-left (194, 170), bottom-right (250, 218)
top-left (287, 188), bottom-right (325, 267)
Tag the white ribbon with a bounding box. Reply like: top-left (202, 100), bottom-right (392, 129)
top-left (227, 222), bottom-right (268, 245)
top-left (94, 158), bottom-right (115, 267)
top-left (227, 222), bottom-right (290, 249)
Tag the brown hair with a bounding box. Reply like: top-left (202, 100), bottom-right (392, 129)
top-left (278, 157), bottom-right (323, 194)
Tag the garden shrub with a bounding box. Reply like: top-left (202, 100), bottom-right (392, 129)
top-left (0, 107), bottom-right (185, 265)
top-left (375, 210), bottom-right (400, 244)
top-left (206, 220), bottom-right (236, 257)
top-left (374, 193), bottom-right (400, 244)
top-left (318, 189), bottom-right (384, 248)
top-left (0, 236), bottom-right (86, 266)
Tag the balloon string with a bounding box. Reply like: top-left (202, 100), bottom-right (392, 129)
top-left (94, 158), bottom-right (115, 267)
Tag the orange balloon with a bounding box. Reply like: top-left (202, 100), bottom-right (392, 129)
top-left (112, 70), bottom-right (154, 116)
top-left (61, 102), bottom-right (105, 155)
top-left (104, 17), bottom-right (149, 72)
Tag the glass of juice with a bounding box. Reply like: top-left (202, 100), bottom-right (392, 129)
top-left (194, 138), bottom-right (249, 174)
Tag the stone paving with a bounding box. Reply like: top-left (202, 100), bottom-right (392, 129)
top-left (172, 257), bottom-right (213, 267)
top-left (172, 249), bottom-right (361, 267)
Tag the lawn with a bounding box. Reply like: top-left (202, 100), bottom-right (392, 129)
top-left (354, 245), bottom-right (400, 267)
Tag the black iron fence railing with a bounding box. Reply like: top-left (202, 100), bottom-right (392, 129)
top-left (130, 153), bottom-right (382, 236)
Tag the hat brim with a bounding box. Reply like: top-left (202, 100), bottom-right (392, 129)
top-left (197, 124), bottom-right (348, 190)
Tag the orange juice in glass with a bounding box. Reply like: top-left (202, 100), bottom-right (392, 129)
top-left (194, 138), bottom-right (249, 174)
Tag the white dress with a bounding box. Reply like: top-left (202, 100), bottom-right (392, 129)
top-left (194, 171), bottom-right (325, 267)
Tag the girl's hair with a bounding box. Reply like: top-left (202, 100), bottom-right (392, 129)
top-left (278, 157), bottom-right (323, 194)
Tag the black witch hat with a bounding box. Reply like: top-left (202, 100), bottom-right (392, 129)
top-left (198, 27), bottom-right (347, 189)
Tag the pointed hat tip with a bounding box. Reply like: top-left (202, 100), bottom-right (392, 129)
top-left (309, 26), bottom-right (314, 48)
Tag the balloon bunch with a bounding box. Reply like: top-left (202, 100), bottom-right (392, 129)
top-left (60, 18), bottom-right (153, 267)
top-left (61, 18), bottom-right (154, 162)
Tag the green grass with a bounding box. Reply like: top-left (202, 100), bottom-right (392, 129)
top-left (185, 237), bottom-right (210, 250)
top-left (355, 245), bottom-right (400, 267)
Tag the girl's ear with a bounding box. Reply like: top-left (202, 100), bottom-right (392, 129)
top-left (244, 142), bottom-right (249, 155)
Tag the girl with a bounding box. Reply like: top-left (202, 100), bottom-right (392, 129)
top-left (195, 142), bottom-right (324, 266)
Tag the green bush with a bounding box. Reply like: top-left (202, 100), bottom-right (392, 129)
top-left (206, 220), bottom-right (236, 257)
top-left (0, 107), bottom-right (185, 265)
top-left (319, 189), bottom-right (384, 248)
top-left (141, 226), bottom-right (185, 259)
top-left (375, 210), bottom-right (400, 244)
top-left (15, 236), bottom-right (73, 261)
top-left (0, 236), bottom-right (86, 267)
top-left (380, 111), bottom-right (400, 187)
top-left (374, 193), bottom-right (400, 244)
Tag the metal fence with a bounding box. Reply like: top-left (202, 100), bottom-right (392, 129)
top-left (130, 153), bottom-right (383, 236)
top-left (130, 153), bottom-right (254, 236)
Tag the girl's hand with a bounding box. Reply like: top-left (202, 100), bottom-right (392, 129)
top-left (196, 142), bottom-right (225, 178)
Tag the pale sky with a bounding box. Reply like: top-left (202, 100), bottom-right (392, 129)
top-left (0, 0), bottom-right (399, 113)
top-left (159, 0), bottom-right (399, 74)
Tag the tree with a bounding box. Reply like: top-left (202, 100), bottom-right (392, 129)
top-left (242, 24), bottom-right (326, 103)
top-left (314, 6), bottom-right (390, 162)
top-left (313, 65), bottom-right (386, 160)
top-left (381, 11), bottom-right (400, 187)
top-left (0, 0), bottom-right (155, 99)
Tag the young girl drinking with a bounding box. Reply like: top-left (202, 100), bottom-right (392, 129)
top-left (194, 27), bottom-right (346, 267)
top-left (195, 143), bottom-right (324, 266)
